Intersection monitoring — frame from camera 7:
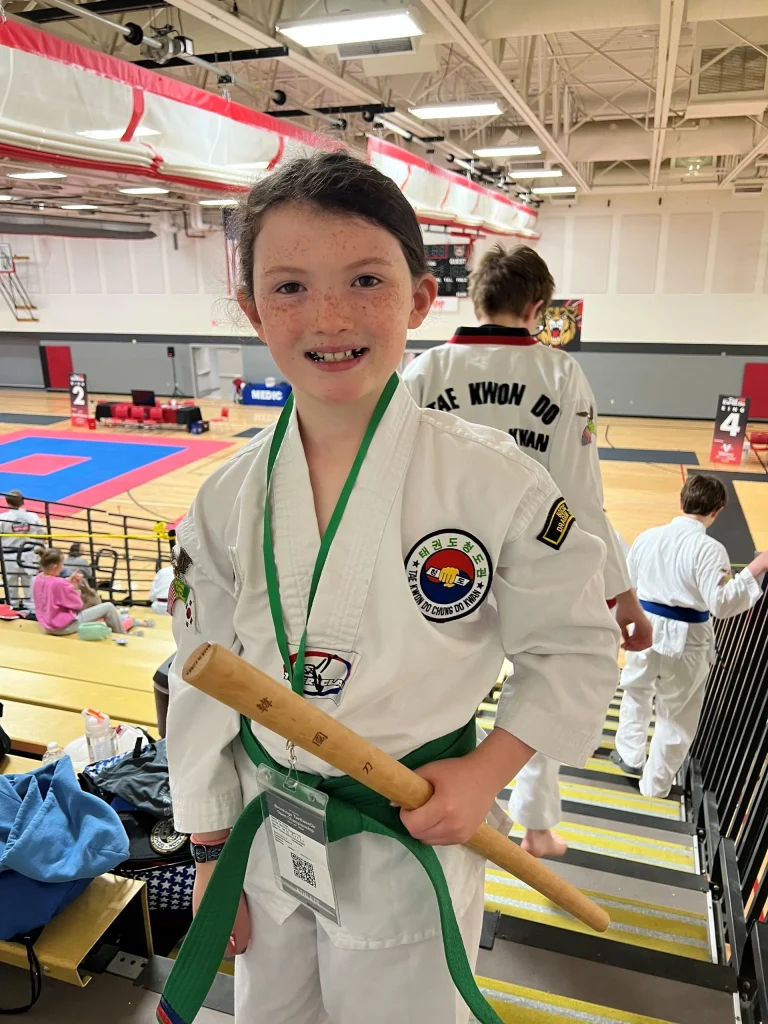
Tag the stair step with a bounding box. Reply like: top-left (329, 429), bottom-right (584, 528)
top-left (473, 976), bottom-right (678, 1024)
top-left (508, 820), bottom-right (695, 873)
top-left (485, 869), bottom-right (710, 961)
top-left (505, 777), bottom-right (682, 822)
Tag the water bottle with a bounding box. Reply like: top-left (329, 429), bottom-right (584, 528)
top-left (41, 741), bottom-right (64, 764)
top-left (81, 709), bottom-right (119, 763)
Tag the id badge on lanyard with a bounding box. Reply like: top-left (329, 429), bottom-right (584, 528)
top-left (259, 761), bottom-right (340, 924)
top-left (259, 372), bottom-right (399, 921)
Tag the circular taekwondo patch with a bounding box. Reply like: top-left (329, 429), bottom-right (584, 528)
top-left (405, 530), bottom-right (493, 622)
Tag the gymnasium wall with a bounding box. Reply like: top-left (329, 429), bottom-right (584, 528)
top-left (1, 194), bottom-right (768, 417)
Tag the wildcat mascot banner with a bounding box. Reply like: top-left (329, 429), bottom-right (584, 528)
top-left (535, 299), bottom-right (583, 350)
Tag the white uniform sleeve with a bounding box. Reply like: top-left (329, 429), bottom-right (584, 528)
top-left (493, 484), bottom-right (621, 767)
top-left (400, 351), bottom-right (429, 405)
top-left (548, 377), bottom-right (630, 600)
top-left (166, 518), bottom-right (244, 834)
top-left (696, 542), bottom-right (762, 619)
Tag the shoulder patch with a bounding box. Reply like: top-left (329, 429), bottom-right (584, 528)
top-left (537, 498), bottom-right (575, 550)
top-left (405, 530), bottom-right (493, 622)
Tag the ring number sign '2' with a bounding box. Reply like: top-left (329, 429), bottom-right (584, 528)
top-left (69, 372), bottom-right (89, 428)
top-left (710, 394), bottom-right (750, 466)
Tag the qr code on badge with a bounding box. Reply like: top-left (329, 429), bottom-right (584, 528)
top-left (290, 852), bottom-right (316, 888)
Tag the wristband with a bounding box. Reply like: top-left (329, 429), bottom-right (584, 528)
top-left (191, 840), bottom-right (226, 864)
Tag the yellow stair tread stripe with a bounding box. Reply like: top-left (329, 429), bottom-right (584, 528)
top-left (485, 869), bottom-right (710, 961)
top-left (507, 821), bottom-right (695, 872)
top-left (474, 976), bottom-right (678, 1024)
top-left (507, 777), bottom-right (683, 820)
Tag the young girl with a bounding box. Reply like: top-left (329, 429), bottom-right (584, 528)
top-left (162, 152), bottom-right (620, 1024)
top-left (33, 548), bottom-right (125, 635)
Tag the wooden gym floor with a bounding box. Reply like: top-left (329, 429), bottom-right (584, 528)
top-left (0, 388), bottom-right (766, 550)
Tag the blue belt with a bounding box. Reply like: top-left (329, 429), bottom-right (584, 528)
top-left (640, 600), bottom-right (710, 624)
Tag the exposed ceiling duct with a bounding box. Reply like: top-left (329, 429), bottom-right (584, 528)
top-left (0, 211), bottom-right (155, 237)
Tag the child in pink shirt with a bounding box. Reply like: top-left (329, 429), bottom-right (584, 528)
top-left (33, 548), bottom-right (125, 635)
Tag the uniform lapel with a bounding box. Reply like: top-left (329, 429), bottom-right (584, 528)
top-left (268, 380), bottom-right (420, 653)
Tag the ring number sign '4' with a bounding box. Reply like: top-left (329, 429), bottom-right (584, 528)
top-left (710, 394), bottom-right (750, 466)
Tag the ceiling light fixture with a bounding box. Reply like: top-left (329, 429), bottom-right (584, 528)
top-left (8, 170), bottom-right (67, 180)
top-left (61, 203), bottom-right (99, 210)
top-left (473, 145), bottom-right (541, 158)
top-left (199, 198), bottom-right (240, 206)
top-left (376, 118), bottom-right (413, 141)
top-left (118, 186), bottom-right (170, 195)
top-left (0, 195), bottom-right (14, 202)
top-left (409, 101), bottom-right (502, 120)
top-left (77, 127), bottom-right (161, 140)
top-left (278, 8), bottom-right (422, 48)
top-left (508, 168), bottom-right (562, 179)
top-left (532, 185), bottom-right (577, 195)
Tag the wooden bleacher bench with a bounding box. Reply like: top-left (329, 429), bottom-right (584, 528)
top-left (0, 667), bottom-right (157, 729)
top-left (0, 874), bottom-right (152, 987)
top-left (2, 618), bottom-right (175, 659)
top-left (0, 627), bottom-right (174, 692)
top-left (1, 699), bottom-right (94, 755)
top-left (1, 753), bottom-right (41, 774)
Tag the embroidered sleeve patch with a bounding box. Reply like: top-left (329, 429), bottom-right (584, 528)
top-left (537, 498), bottom-right (575, 550)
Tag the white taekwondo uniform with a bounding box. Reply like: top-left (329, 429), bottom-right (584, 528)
top-left (0, 506), bottom-right (43, 607)
top-left (403, 327), bottom-right (629, 832)
top-left (166, 381), bottom-right (619, 1024)
top-left (616, 515), bottom-right (762, 798)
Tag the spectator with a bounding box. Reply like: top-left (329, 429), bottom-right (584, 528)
top-left (149, 564), bottom-right (174, 615)
top-left (61, 542), bottom-right (95, 586)
top-left (0, 490), bottom-right (45, 609)
top-left (34, 548), bottom-right (125, 635)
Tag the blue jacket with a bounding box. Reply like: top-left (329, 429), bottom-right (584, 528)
top-left (0, 756), bottom-right (129, 938)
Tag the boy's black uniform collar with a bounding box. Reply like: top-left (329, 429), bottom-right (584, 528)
top-left (448, 325), bottom-right (539, 346)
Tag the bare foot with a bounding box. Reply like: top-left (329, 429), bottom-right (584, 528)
top-left (521, 829), bottom-right (568, 858)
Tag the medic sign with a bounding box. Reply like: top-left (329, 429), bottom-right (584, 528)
top-left (710, 394), bottom-right (750, 465)
top-left (69, 372), bottom-right (88, 428)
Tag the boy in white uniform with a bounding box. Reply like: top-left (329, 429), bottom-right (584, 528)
top-left (0, 490), bottom-right (44, 609)
top-left (403, 246), bottom-right (651, 857)
top-left (161, 153), bottom-right (621, 1024)
top-left (613, 474), bottom-right (767, 798)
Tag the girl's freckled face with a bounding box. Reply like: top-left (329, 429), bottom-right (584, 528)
top-left (243, 203), bottom-right (433, 405)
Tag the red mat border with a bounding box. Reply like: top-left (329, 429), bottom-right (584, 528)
top-left (0, 429), bottom-right (231, 509)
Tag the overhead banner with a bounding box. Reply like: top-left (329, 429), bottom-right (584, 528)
top-left (69, 371), bottom-right (88, 428)
top-left (710, 394), bottom-right (750, 465)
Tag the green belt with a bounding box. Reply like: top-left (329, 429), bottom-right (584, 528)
top-left (158, 718), bottom-right (504, 1024)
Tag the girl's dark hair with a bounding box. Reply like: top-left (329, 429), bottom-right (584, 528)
top-left (69, 543), bottom-right (82, 557)
top-left (234, 150), bottom-right (428, 302)
top-left (469, 244), bottom-right (555, 319)
top-left (40, 547), bottom-right (64, 569)
top-left (681, 475), bottom-right (728, 516)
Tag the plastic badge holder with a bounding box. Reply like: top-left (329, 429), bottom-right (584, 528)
top-left (78, 622), bottom-right (111, 641)
top-left (258, 747), bottom-right (341, 926)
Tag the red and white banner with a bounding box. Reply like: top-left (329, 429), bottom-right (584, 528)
top-left (367, 137), bottom-right (539, 238)
top-left (0, 19), bottom-right (336, 193)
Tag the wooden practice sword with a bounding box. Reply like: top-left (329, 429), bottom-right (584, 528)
top-left (183, 642), bottom-right (610, 934)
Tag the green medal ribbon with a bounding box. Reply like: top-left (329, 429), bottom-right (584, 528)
top-left (157, 373), bottom-right (505, 1024)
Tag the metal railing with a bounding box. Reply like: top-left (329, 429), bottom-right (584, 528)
top-left (0, 495), bottom-right (174, 607)
top-left (689, 583), bottom-right (768, 1021)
